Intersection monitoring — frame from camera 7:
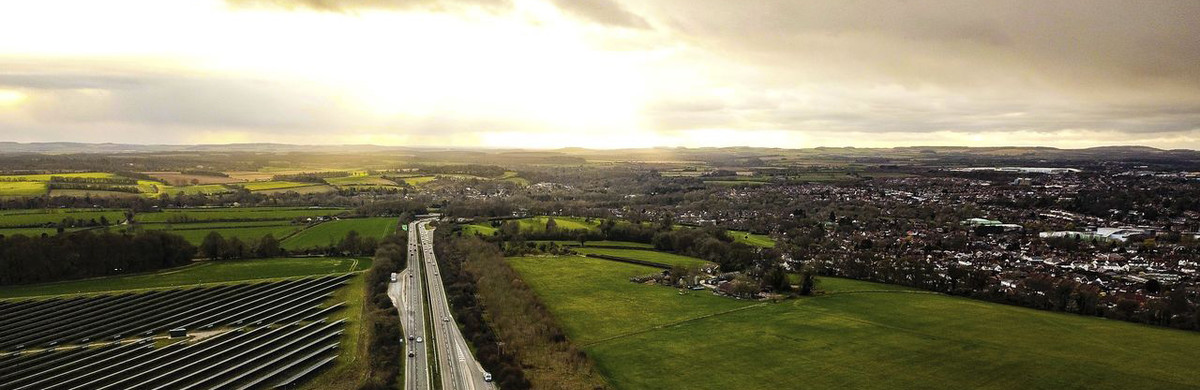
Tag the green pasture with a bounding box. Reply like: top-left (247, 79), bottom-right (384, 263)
top-left (281, 217), bottom-right (398, 250)
top-left (509, 256), bottom-right (1200, 390)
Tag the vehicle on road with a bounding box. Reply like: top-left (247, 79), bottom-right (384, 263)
top-left (416, 337), bottom-right (423, 343)
top-left (443, 316), bottom-right (449, 322)
top-left (390, 272), bottom-right (398, 282)
top-left (409, 334), bottom-right (415, 340)
top-left (408, 350), bottom-right (415, 357)
top-left (483, 373), bottom-right (493, 382)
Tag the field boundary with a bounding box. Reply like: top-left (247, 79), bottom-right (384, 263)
top-left (582, 253), bottom-right (671, 269)
top-left (580, 302), bottom-right (767, 348)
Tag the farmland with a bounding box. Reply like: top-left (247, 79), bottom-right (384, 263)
top-left (281, 217), bottom-right (398, 250)
top-left (0, 182), bottom-right (46, 197)
top-left (0, 256), bottom-right (370, 298)
top-left (0, 209), bottom-right (127, 227)
top-left (134, 207), bottom-right (349, 223)
top-left (135, 222), bottom-right (304, 245)
top-left (509, 256), bottom-right (1200, 390)
top-left (237, 181), bottom-right (318, 191)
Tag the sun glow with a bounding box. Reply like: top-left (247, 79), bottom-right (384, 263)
top-left (0, 90), bottom-right (24, 106)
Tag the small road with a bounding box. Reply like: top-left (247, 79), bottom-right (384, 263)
top-left (417, 219), bottom-right (493, 390)
top-left (390, 221), bottom-right (431, 390)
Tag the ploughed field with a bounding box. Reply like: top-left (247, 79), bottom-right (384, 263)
top-left (509, 255), bottom-right (1200, 390)
top-left (0, 275), bottom-right (352, 389)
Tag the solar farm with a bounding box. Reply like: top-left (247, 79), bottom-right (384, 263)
top-left (0, 275), bottom-right (352, 389)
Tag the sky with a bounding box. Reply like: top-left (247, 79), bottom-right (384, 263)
top-left (0, 0), bottom-right (1198, 149)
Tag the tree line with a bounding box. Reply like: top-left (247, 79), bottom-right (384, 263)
top-left (0, 230), bottom-right (195, 285)
top-left (436, 233), bottom-right (610, 389)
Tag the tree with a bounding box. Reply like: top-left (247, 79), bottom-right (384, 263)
top-left (255, 234), bottom-right (282, 258)
top-left (201, 231), bottom-right (226, 259)
top-left (797, 262), bottom-right (818, 295)
top-left (223, 237), bottom-right (247, 259)
top-left (762, 265), bottom-right (791, 293)
top-left (545, 217), bottom-right (557, 233)
top-left (338, 230), bottom-right (363, 255)
top-left (1145, 279), bottom-right (1162, 294)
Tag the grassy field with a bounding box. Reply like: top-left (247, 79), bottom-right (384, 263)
top-left (728, 230), bottom-right (775, 247)
top-left (0, 257), bottom-right (371, 299)
top-left (0, 181), bottom-right (47, 196)
top-left (461, 223), bottom-right (498, 236)
top-left (518, 216), bottom-right (601, 232)
top-left (401, 176), bottom-right (436, 186)
top-left (238, 181), bottom-right (318, 191)
top-left (281, 217), bottom-right (398, 250)
top-left (509, 256), bottom-right (1200, 390)
top-left (571, 247), bottom-right (713, 268)
top-left (158, 184), bottom-right (232, 195)
top-left (0, 208), bottom-right (127, 227)
top-left (131, 222), bottom-right (304, 245)
top-left (0, 172), bottom-right (115, 181)
top-left (326, 175), bottom-right (399, 187)
top-left (135, 207), bottom-right (349, 223)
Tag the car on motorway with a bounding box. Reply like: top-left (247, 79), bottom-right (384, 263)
top-left (409, 334), bottom-right (415, 341)
top-left (483, 373), bottom-right (493, 382)
top-left (442, 316), bottom-right (449, 322)
top-left (416, 337), bottom-right (423, 343)
top-left (408, 350), bottom-right (415, 357)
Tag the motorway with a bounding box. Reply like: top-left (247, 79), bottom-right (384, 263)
top-left (417, 219), bottom-right (493, 390)
top-left (390, 221), bottom-right (431, 390)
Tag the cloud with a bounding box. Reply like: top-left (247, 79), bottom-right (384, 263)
top-left (549, 0), bottom-right (649, 29)
top-left (224, 0), bottom-right (510, 13)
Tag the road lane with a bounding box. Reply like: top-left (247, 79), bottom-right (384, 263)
top-left (391, 221), bottom-right (431, 390)
top-left (417, 219), bottom-right (493, 390)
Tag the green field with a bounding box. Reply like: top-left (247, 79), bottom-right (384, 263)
top-left (0, 172), bottom-right (115, 181)
top-left (158, 183), bottom-right (232, 195)
top-left (0, 181), bottom-right (48, 196)
top-left (326, 175), bottom-right (399, 187)
top-left (238, 181), bottom-right (317, 191)
top-left (518, 216), bottom-right (600, 232)
top-left (0, 257), bottom-right (371, 299)
top-left (461, 223), bottom-right (498, 236)
top-left (509, 256), bottom-right (1200, 390)
top-left (0, 209), bottom-right (127, 227)
top-left (401, 176), bottom-right (436, 186)
top-left (281, 217), bottom-right (398, 250)
top-left (728, 230), bottom-right (775, 247)
top-left (571, 247), bottom-right (712, 268)
top-left (132, 222), bottom-right (304, 245)
top-left (135, 207), bottom-right (349, 223)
